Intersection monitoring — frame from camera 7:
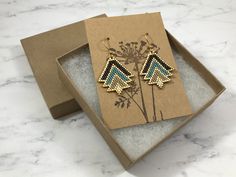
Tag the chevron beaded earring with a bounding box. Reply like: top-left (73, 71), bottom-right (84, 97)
top-left (98, 37), bottom-right (134, 95)
top-left (140, 33), bottom-right (174, 88)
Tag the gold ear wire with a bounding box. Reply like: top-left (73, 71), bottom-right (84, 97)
top-left (100, 37), bottom-right (113, 59)
top-left (144, 33), bottom-right (152, 45)
top-left (102, 37), bottom-right (111, 50)
top-left (144, 33), bottom-right (156, 52)
top-left (137, 33), bottom-right (156, 53)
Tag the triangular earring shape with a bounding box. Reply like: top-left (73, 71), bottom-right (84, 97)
top-left (98, 56), bottom-right (134, 95)
top-left (140, 52), bottom-right (174, 88)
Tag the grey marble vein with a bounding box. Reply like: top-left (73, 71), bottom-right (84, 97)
top-left (0, 0), bottom-right (235, 177)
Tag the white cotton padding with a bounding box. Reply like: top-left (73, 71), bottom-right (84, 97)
top-left (61, 45), bottom-right (215, 160)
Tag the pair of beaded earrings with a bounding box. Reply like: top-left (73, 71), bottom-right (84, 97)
top-left (98, 33), bottom-right (174, 95)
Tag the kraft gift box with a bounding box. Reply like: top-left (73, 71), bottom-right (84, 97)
top-left (55, 13), bottom-right (225, 168)
top-left (21, 13), bottom-right (225, 169)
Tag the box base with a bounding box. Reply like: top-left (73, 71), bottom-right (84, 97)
top-left (61, 45), bottom-right (216, 160)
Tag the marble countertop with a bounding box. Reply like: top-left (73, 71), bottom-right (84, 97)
top-left (0, 0), bottom-right (235, 177)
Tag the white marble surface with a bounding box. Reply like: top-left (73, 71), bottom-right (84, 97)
top-left (0, 0), bottom-right (235, 177)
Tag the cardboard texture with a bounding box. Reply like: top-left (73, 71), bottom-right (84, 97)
top-left (85, 13), bottom-right (192, 129)
top-left (56, 30), bottom-right (225, 169)
top-left (21, 14), bottom-right (106, 118)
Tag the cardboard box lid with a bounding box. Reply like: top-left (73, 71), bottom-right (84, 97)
top-left (21, 14), bottom-right (106, 118)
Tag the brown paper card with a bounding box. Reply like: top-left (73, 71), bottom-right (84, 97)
top-left (85, 12), bottom-right (192, 129)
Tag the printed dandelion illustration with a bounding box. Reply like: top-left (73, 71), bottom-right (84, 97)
top-left (109, 40), bottom-right (160, 122)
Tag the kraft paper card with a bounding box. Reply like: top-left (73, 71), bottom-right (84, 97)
top-left (85, 12), bottom-right (192, 129)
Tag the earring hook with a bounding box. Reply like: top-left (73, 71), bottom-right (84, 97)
top-left (100, 37), bottom-right (114, 58)
top-left (143, 33), bottom-right (160, 53)
top-left (102, 37), bottom-right (111, 50)
top-left (144, 33), bottom-right (154, 48)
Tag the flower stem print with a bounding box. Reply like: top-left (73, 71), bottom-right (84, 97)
top-left (111, 40), bottom-right (160, 123)
top-left (151, 85), bottom-right (157, 121)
